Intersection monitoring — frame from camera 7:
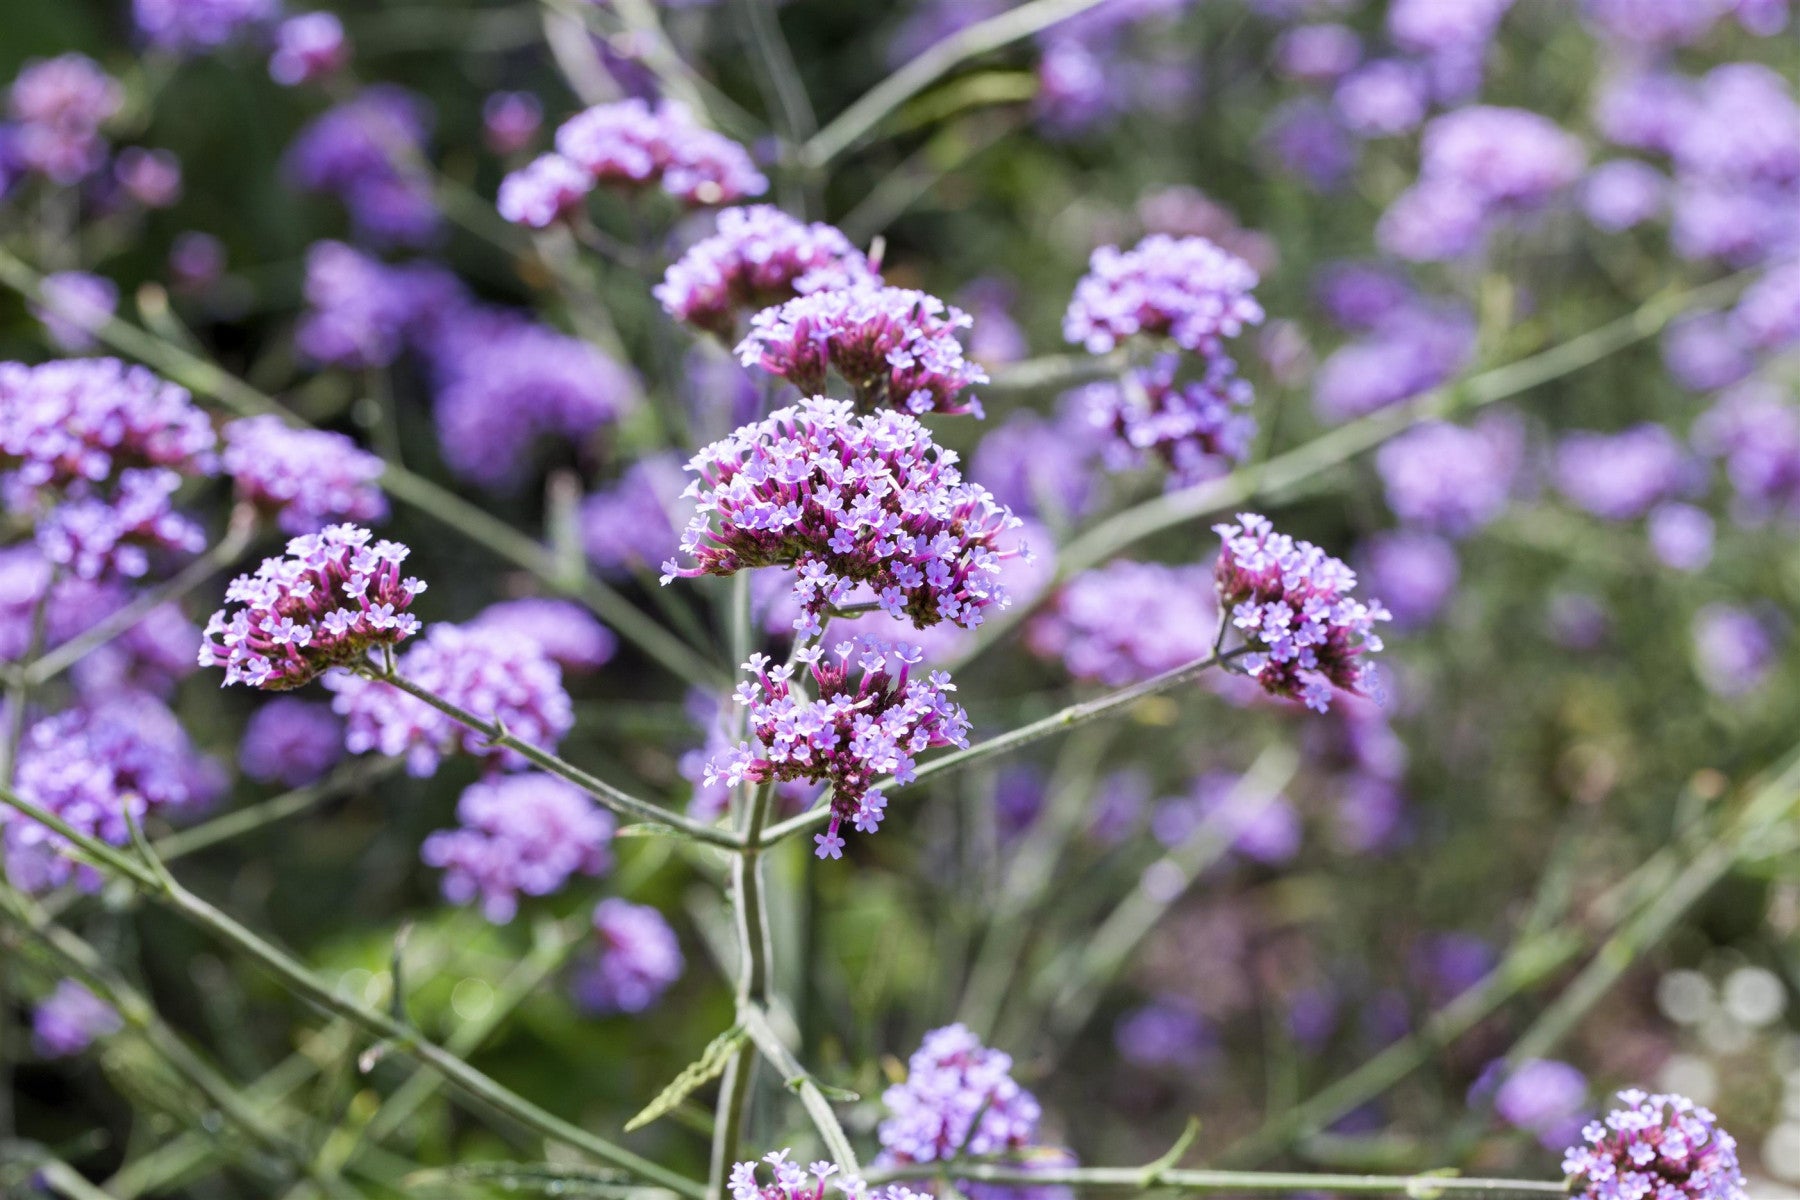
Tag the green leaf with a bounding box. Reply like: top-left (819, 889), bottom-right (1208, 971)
top-left (623, 1025), bottom-right (748, 1132)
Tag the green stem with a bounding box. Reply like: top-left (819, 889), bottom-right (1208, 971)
top-left (152, 758), bottom-right (404, 863)
top-left (0, 783), bottom-right (708, 1200)
top-left (865, 1161), bottom-right (1567, 1197)
top-left (802, 0), bottom-right (1116, 167)
top-left (738, 1004), bottom-right (860, 1176)
top-left (375, 670), bottom-right (739, 848)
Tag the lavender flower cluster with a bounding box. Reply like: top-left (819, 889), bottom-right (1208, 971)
top-left (32, 981), bottom-right (122, 1058)
top-left (663, 398), bottom-right (1023, 636)
top-left (221, 415), bottom-right (388, 534)
top-left (1214, 513), bottom-right (1390, 712)
top-left (707, 638), bottom-right (970, 860)
top-left (5, 53), bottom-right (124, 186)
top-left (1063, 233), bottom-right (1264, 357)
top-left (656, 205), bottom-right (879, 338)
top-left (1027, 560), bottom-right (1222, 686)
top-left (1074, 353), bottom-right (1255, 488)
top-left (736, 287), bottom-right (988, 418)
top-left (285, 86), bottom-right (439, 247)
top-left (201, 524), bottom-right (425, 690)
top-left (730, 1151), bottom-right (926, 1200)
top-left (1563, 1090), bottom-right (1746, 1200)
top-left (421, 773), bottom-right (614, 924)
top-left (573, 898), bottom-right (685, 1014)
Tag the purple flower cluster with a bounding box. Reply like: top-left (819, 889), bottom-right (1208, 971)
top-left (1472, 1058), bottom-right (1589, 1150)
top-left (294, 240), bottom-right (464, 369)
top-left (133, 0), bottom-right (278, 53)
top-left (201, 524), bottom-right (426, 690)
top-left (580, 454), bottom-right (687, 575)
top-left (664, 398), bottom-right (1023, 635)
top-left (1555, 425), bottom-right (1695, 521)
top-left (970, 403), bottom-right (1100, 524)
top-left (1734, 257), bottom-right (1800, 352)
top-left (468, 599), bottom-right (616, 673)
top-left (657, 206), bottom-right (879, 338)
top-left (33, 981), bottom-right (122, 1058)
top-left (1115, 997), bottom-right (1216, 1071)
top-left (115, 147), bottom-right (183, 207)
top-left (1359, 532), bottom-right (1459, 630)
top-left (484, 92), bottom-right (542, 156)
top-left (1583, 0), bottom-right (1743, 47)
top-left (5, 697), bottom-right (221, 893)
top-left (6, 54), bottom-right (123, 184)
top-left (497, 99), bottom-right (765, 223)
top-left (239, 697), bottom-right (345, 787)
top-left (35, 270), bottom-right (118, 352)
top-left (730, 1151), bottom-right (929, 1200)
top-left (1583, 161), bottom-right (1667, 233)
top-left (877, 1024), bottom-right (1053, 1169)
top-left (325, 623), bottom-right (572, 776)
top-left (1562, 1090), bottom-right (1745, 1200)
top-left (1, 358), bottom-right (217, 579)
top-left (1063, 234), bottom-right (1264, 356)
top-left (737, 287), bottom-right (987, 418)
top-left (1380, 106), bottom-right (1584, 261)
top-left (573, 898), bottom-right (684, 1014)
top-left (1313, 303), bottom-right (1476, 423)
top-left (1213, 513), bottom-right (1389, 712)
top-left (1375, 414), bottom-right (1523, 537)
top-left (222, 416), bottom-right (388, 534)
top-left (1692, 603), bottom-right (1780, 698)
top-left (708, 638), bottom-right (969, 860)
top-left (1693, 381), bottom-right (1800, 521)
top-left (1073, 353), bottom-right (1254, 488)
top-left (269, 13), bottom-right (350, 87)
top-left (1027, 561), bottom-right (1219, 686)
top-left (285, 86), bottom-right (439, 247)
top-left (421, 773), bottom-right (614, 923)
top-left (1334, 60), bottom-right (1430, 138)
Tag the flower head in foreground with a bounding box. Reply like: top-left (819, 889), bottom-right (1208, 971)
top-left (33, 981), bottom-right (123, 1058)
top-left (657, 206), bottom-right (880, 338)
top-left (1074, 353), bottom-right (1255, 488)
top-left (572, 898), bottom-right (685, 1014)
top-left (1213, 513), bottom-right (1389, 712)
top-left (1563, 1090), bottom-right (1745, 1200)
top-left (551, 98), bottom-right (766, 207)
top-left (664, 398), bottom-right (1023, 635)
top-left (201, 524), bottom-right (425, 690)
top-left (324, 623), bottom-right (571, 776)
top-left (877, 1023), bottom-right (1047, 1167)
top-left (709, 638), bottom-right (969, 860)
top-left (422, 774), bottom-right (613, 923)
top-left (737, 287), bottom-right (987, 418)
top-left (1063, 234), bottom-right (1263, 356)
top-left (730, 1150), bottom-right (929, 1200)
top-left (222, 416), bottom-right (388, 534)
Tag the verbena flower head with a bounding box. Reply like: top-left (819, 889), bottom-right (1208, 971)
top-left (1063, 234), bottom-right (1263, 356)
top-left (737, 287), bottom-right (987, 418)
top-left (1115, 997), bottom-right (1216, 1070)
top-left (7, 53), bottom-right (123, 184)
top-left (269, 12), bottom-right (350, 87)
top-left (1375, 414), bottom-right (1523, 538)
top-left (468, 598), bottom-right (617, 673)
top-left (1074, 353), bottom-right (1255, 488)
top-left (35, 270), bottom-right (119, 352)
top-left (285, 86), bottom-right (438, 247)
top-left (877, 1023), bottom-right (1045, 1165)
top-left (1733, 256), bottom-right (1800, 352)
top-left (657, 206), bottom-right (879, 338)
top-left (1333, 60), bottom-right (1430, 138)
top-left (115, 146), bottom-right (183, 208)
top-left (970, 403), bottom-right (1100, 524)
top-left (552, 98), bottom-right (767, 207)
top-left (730, 1150), bottom-right (930, 1200)
top-left (201, 524), bottom-right (425, 690)
top-left (5, 697), bottom-right (221, 893)
top-left (1555, 425), bottom-right (1694, 521)
top-left (33, 981), bottom-right (122, 1058)
top-left (1692, 604), bottom-right (1779, 699)
top-left (1692, 381), bottom-right (1800, 521)
top-left (222, 416), bottom-right (388, 534)
top-left (573, 898), bottom-right (684, 1014)
top-left (581, 454), bottom-right (688, 576)
top-left (422, 774), bottom-right (614, 923)
top-left (664, 397), bottom-right (1023, 635)
top-left (496, 153), bottom-right (592, 228)
top-left (1563, 1090), bottom-right (1746, 1200)
top-left (1360, 532), bottom-right (1459, 630)
top-left (324, 623), bottom-right (571, 776)
top-left (1213, 513), bottom-right (1390, 712)
top-left (1584, 161), bottom-right (1667, 233)
top-left (1027, 561), bottom-right (1221, 686)
top-left (483, 91), bottom-right (542, 155)
top-left (1582, 0), bottom-right (1731, 47)
top-left (239, 697), bottom-right (345, 787)
top-left (1313, 303), bottom-right (1476, 422)
top-left (133, 0), bottom-right (278, 53)
top-left (1420, 106), bottom-right (1586, 210)
top-left (709, 637), bottom-right (970, 861)
top-left (295, 240), bottom-right (468, 369)
top-left (1475, 1058), bottom-right (1589, 1150)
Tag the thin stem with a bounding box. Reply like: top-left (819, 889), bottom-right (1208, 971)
top-left (24, 513), bottom-right (254, 687)
top-left (0, 783), bottom-right (709, 1199)
top-left (738, 1004), bottom-right (860, 1176)
top-left (152, 758), bottom-right (404, 863)
top-left (734, 0), bottom-right (817, 145)
top-left (803, 0), bottom-right (1115, 167)
top-left (865, 1161), bottom-right (1567, 1197)
top-left (376, 669), bottom-right (739, 848)
top-left (762, 648), bottom-right (1240, 846)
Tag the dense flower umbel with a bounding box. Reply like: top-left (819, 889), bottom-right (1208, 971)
top-left (7, 54), bottom-right (123, 185)
top-left (496, 153), bottom-right (592, 228)
top-left (1027, 561), bottom-right (1222, 686)
top-left (877, 1023), bottom-right (1046, 1166)
top-left (324, 624), bottom-right (572, 776)
top-left (222, 416), bottom-right (388, 534)
top-left (1063, 234), bottom-right (1264, 356)
top-left (572, 898), bottom-right (685, 1014)
top-left (731, 1151), bottom-right (929, 1200)
top-left (709, 638), bottom-right (970, 860)
top-left (1213, 514), bottom-right (1390, 712)
top-left (664, 398), bottom-right (1023, 635)
top-left (1075, 353), bottom-right (1255, 488)
top-left (1562, 1090), bottom-right (1746, 1200)
top-left (33, 981), bottom-right (122, 1058)
top-left (658, 206), bottom-right (880, 338)
top-left (547, 98), bottom-right (767, 208)
top-left (736, 287), bottom-right (987, 418)
top-left (422, 773), bottom-right (614, 923)
top-left (200, 524), bottom-right (425, 690)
